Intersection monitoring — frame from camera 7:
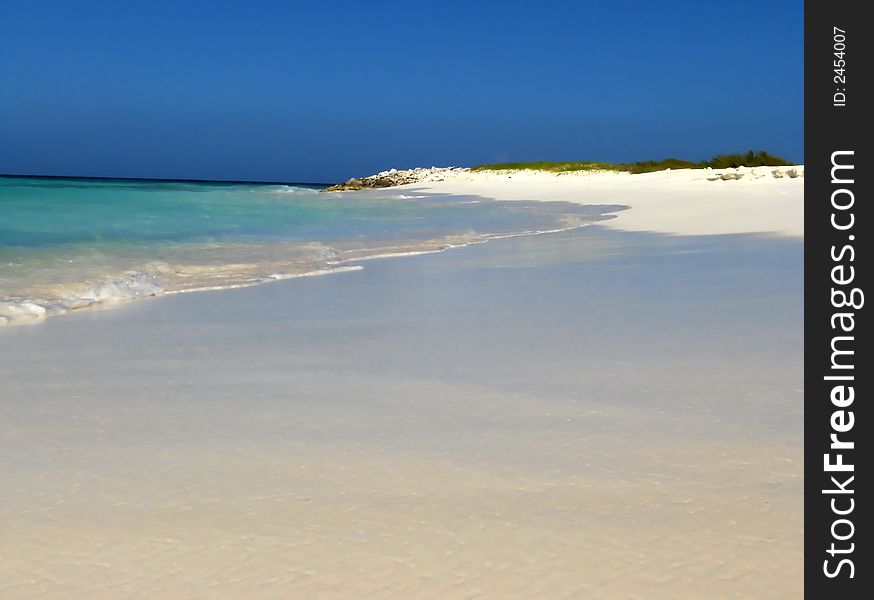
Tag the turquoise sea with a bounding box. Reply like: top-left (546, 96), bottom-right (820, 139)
top-left (0, 176), bottom-right (616, 325)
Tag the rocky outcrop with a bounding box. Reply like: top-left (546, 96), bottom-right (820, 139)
top-left (323, 167), bottom-right (467, 191)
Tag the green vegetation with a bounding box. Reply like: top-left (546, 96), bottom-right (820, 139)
top-left (624, 158), bottom-right (699, 174)
top-left (469, 161), bottom-right (624, 173)
top-left (471, 150), bottom-right (793, 175)
top-left (701, 150), bottom-right (792, 169)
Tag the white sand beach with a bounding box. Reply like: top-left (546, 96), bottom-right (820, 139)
top-left (366, 165), bottom-right (803, 237)
top-left (0, 173), bottom-right (803, 598)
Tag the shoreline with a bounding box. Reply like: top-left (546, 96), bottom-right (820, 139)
top-left (0, 222), bottom-right (600, 329)
top-left (328, 165), bottom-right (804, 237)
top-left (1, 225), bottom-right (803, 598)
top-left (1, 168), bottom-right (802, 328)
top-left (325, 164), bottom-right (802, 191)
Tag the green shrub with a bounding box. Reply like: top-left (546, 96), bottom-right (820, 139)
top-left (469, 161), bottom-right (622, 173)
top-left (626, 158), bottom-right (699, 174)
top-left (471, 150), bottom-right (793, 174)
top-left (701, 150), bottom-right (792, 169)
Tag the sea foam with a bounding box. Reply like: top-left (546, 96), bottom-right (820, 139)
top-left (0, 273), bottom-right (165, 324)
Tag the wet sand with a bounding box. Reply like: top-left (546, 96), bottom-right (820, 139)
top-left (0, 226), bottom-right (802, 598)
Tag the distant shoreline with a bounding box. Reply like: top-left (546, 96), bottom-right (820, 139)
top-left (324, 163), bottom-right (803, 192)
top-left (334, 164), bottom-right (805, 238)
top-left (324, 151), bottom-right (796, 191)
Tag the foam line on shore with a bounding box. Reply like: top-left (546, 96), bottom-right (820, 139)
top-left (0, 224), bottom-right (594, 328)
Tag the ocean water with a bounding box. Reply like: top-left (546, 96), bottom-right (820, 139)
top-left (0, 176), bottom-right (617, 325)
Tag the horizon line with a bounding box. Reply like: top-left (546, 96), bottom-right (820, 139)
top-left (0, 172), bottom-right (332, 187)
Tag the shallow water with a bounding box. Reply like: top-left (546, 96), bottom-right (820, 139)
top-left (0, 176), bottom-right (619, 324)
top-left (0, 227), bottom-right (802, 598)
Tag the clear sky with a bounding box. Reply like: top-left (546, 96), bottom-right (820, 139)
top-left (0, 0), bottom-right (802, 183)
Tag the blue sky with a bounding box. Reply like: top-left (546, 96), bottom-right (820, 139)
top-left (0, 0), bottom-right (802, 183)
